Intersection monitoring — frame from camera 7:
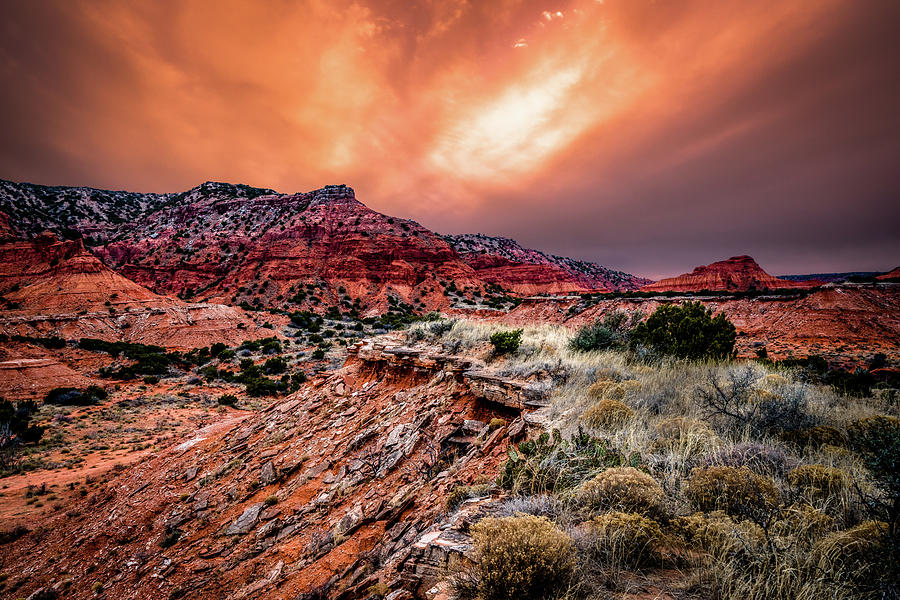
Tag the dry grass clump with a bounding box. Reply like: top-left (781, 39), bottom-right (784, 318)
top-left (587, 511), bottom-right (664, 568)
top-left (685, 466), bottom-right (780, 517)
top-left (459, 515), bottom-right (575, 600)
top-left (698, 442), bottom-right (796, 477)
top-left (581, 399), bottom-right (633, 430)
top-left (807, 521), bottom-right (894, 597)
top-left (577, 467), bottom-right (664, 518)
top-left (774, 503), bottom-right (835, 541)
top-left (781, 424), bottom-right (847, 449)
top-left (672, 510), bottom-right (763, 557)
top-left (788, 464), bottom-right (848, 501)
top-left (650, 416), bottom-right (720, 459)
top-left (587, 379), bottom-right (618, 399)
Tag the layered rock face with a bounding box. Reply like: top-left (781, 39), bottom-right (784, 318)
top-left (0, 230), bottom-right (265, 346)
top-left (97, 183), bottom-right (481, 310)
top-left (641, 255), bottom-right (819, 293)
top-left (445, 233), bottom-right (650, 293)
top-left (1, 179), bottom-right (649, 312)
top-left (1, 338), bottom-right (548, 599)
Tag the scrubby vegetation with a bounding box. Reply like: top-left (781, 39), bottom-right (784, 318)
top-left (489, 329), bottom-right (523, 355)
top-left (44, 386), bottom-right (108, 406)
top-left (630, 301), bottom-right (736, 360)
top-left (0, 398), bottom-right (44, 472)
top-left (454, 515), bottom-right (575, 600)
top-left (410, 318), bottom-right (899, 600)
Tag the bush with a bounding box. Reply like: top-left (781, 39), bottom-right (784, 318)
top-left (498, 429), bottom-right (637, 495)
top-left (698, 442), bottom-right (796, 477)
top-left (0, 399), bottom-right (44, 465)
top-left (488, 418), bottom-right (507, 430)
top-left (847, 416), bottom-right (900, 539)
top-left (263, 357), bottom-right (287, 374)
top-left (788, 465), bottom-right (848, 502)
top-left (780, 425), bottom-right (846, 449)
top-left (587, 379), bottom-right (620, 400)
top-left (588, 511), bottom-right (664, 568)
top-left (577, 467), bottom-right (664, 517)
top-left (685, 466), bottom-right (780, 518)
top-left (244, 377), bottom-right (281, 397)
top-left (672, 510), bottom-right (763, 558)
top-left (651, 417), bottom-right (720, 457)
top-left (490, 329), bottom-right (523, 355)
top-left (217, 394), bottom-right (238, 406)
top-left (569, 311), bottom-right (637, 353)
top-left (808, 521), bottom-right (897, 598)
top-left (581, 399), bottom-right (633, 430)
top-left (466, 515), bottom-right (575, 600)
top-left (698, 366), bottom-right (817, 436)
top-left (630, 302), bottom-right (736, 360)
top-left (44, 385), bottom-right (108, 406)
top-left (446, 483), bottom-right (492, 511)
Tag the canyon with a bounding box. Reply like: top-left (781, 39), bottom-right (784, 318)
top-left (0, 178), bottom-right (898, 600)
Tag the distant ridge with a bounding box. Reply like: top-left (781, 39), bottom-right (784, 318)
top-left (0, 179), bottom-right (648, 310)
top-left (641, 255), bottom-right (821, 293)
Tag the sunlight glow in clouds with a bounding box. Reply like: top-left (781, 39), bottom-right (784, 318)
top-left (1, 0), bottom-right (898, 275)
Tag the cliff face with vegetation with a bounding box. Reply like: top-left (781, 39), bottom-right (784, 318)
top-left (0, 180), bottom-right (647, 312)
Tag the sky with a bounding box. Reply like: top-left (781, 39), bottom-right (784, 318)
top-left (1, 0), bottom-right (898, 278)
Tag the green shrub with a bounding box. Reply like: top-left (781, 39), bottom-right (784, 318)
top-left (0, 399), bottom-right (43, 452)
top-left (490, 329), bottom-right (522, 355)
top-left (630, 302), bottom-right (736, 360)
top-left (569, 311), bottom-right (637, 352)
top-left (467, 515), bottom-right (575, 600)
top-left (244, 377), bottom-right (281, 397)
top-left (686, 466), bottom-right (780, 518)
top-left (263, 357), bottom-right (287, 374)
top-left (44, 385), bottom-right (107, 406)
top-left (217, 394), bottom-right (238, 406)
top-left (577, 467), bottom-right (664, 517)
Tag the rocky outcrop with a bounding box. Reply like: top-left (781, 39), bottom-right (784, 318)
top-left (877, 266), bottom-right (900, 281)
top-left (0, 232), bottom-right (266, 347)
top-left (641, 255), bottom-right (821, 293)
top-left (445, 233), bottom-right (650, 293)
top-left (1, 179), bottom-right (648, 312)
top-left (0, 339), bottom-right (541, 599)
top-left (351, 341), bottom-right (551, 411)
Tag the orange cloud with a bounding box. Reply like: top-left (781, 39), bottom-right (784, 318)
top-left (1, 0), bottom-right (898, 276)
